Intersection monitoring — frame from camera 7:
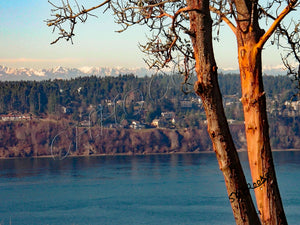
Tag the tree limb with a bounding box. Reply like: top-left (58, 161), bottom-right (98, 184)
top-left (256, 0), bottom-right (298, 49)
top-left (46, 0), bottom-right (111, 27)
top-left (209, 6), bottom-right (237, 35)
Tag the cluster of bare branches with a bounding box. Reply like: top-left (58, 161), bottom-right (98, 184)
top-left (110, 0), bottom-right (198, 83)
top-left (256, 0), bottom-right (300, 90)
top-left (46, 0), bottom-right (300, 91)
top-left (209, 0), bottom-right (300, 91)
top-left (46, 0), bottom-right (200, 86)
top-left (46, 0), bottom-right (111, 44)
top-left (278, 21), bottom-right (300, 90)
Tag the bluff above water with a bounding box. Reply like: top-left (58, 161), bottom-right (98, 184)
top-left (0, 119), bottom-right (299, 158)
top-left (0, 120), bottom-right (210, 158)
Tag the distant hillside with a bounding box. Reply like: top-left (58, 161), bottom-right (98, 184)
top-left (0, 74), bottom-right (299, 158)
top-left (0, 74), bottom-right (298, 122)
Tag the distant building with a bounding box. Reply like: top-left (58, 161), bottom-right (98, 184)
top-left (225, 102), bottom-right (235, 106)
top-left (130, 121), bottom-right (145, 129)
top-left (227, 119), bottom-right (236, 124)
top-left (1, 114), bottom-right (32, 121)
top-left (281, 109), bottom-right (298, 117)
top-left (151, 118), bottom-right (167, 128)
top-left (171, 117), bottom-right (176, 124)
top-left (136, 101), bottom-right (145, 106)
top-left (62, 106), bottom-right (73, 114)
top-left (180, 100), bottom-right (192, 108)
top-left (79, 120), bottom-right (90, 127)
top-left (116, 100), bottom-right (124, 105)
top-left (106, 100), bottom-right (114, 106)
top-left (151, 119), bottom-right (160, 127)
top-left (223, 94), bottom-right (240, 107)
top-left (129, 121), bottom-right (146, 130)
top-left (161, 111), bottom-right (175, 119)
top-left (108, 123), bottom-right (123, 129)
top-left (285, 100), bottom-right (300, 111)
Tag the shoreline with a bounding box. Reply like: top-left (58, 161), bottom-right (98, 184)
top-left (1, 148), bottom-right (300, 160)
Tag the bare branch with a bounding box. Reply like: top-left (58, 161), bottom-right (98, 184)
top-left (209, 5), bottom-right (237, 35)
top-left (282, 56), bottom-right (300, 91)
top-left (47, 0), bottom-right (110, 27)
top-left (46, 0), bottom-right (110, 44)
top-left (257, 0), bottom-right (298, 49)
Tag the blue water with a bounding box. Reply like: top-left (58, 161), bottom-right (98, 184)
top-left (0, 152), bottom-right (299, 225)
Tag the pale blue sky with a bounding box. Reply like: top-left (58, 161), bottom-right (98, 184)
top-left (0, 1), bottom-right (297, 70)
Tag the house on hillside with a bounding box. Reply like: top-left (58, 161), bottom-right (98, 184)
top-left (180, 100), bottom-right (192, 108)
top-left (151, 118), bottom-right (168, 128)
top-left (161, 111), bottom-right (175, 119)
top-left (285, 100), bottom-right (300, 111)
top-left (1, 113), bottom-right (32, 121)
top-left (151, 119), bottom-right (160, 127)
top-left (62, 106), bottom-right (73, 114)
top-left (130, 121), bottom-right (145, 129)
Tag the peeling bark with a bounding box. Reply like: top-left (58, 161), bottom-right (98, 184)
top-left (235, 6), bottom-right (288, 224)
top-left (187, 0), bottom-right (260, 224)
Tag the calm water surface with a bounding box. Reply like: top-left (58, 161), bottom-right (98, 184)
top-left (0, 152), bottom-right (299, 225)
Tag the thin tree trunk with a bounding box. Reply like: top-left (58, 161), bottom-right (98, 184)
top-left (236, 29), bottom-right (287, 224)
top-left (186, 0), bottom-right (260, 224)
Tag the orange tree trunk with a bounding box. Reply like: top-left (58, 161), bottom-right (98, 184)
top-left (186, 0), bottom-right (260, 224)
top-left (236, 28), bottom-right (287, 224)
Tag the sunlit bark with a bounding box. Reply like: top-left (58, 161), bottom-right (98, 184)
top-left (237, 32), bottom-right (287, 224)
top-left (187, 0), bottom-right (260, 223)
top-left (233, 0), bottom-right (297, 223)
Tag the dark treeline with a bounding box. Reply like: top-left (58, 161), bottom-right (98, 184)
top-left (0, 73), bottom-right (297, 117)
top-left (218, 73), bottom-right (297, 98)
top-left (0, 74), bottom-right (175, 115)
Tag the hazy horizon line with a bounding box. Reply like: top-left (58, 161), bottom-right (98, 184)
top-left (0, 63), bottom-right (286, 73)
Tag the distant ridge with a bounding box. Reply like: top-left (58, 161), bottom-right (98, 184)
top-left (0, 65), bottom-right (153, 81)
top-left (218, 67), bottom-right (286, 76)
top-left (0, 65), bottom-right (286, 81)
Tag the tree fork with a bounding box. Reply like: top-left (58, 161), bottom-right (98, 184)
top-left (187, 0), bottom-right (260, 223)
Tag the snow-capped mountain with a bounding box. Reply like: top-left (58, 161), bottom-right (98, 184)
top-left (0, 65), bottom-right (286, 81)
top-left (218, 66), bottom-right (286, 75)
top-left (0, 65), bottom-right (153, 81)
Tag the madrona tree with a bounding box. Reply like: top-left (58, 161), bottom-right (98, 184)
top-left (210, 1), bottom-right (299, 224)
top-left (46, 0), bottom-right (299, 224)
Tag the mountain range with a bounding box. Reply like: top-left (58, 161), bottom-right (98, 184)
top-left (0, 65), bottom-right (285, 81)
top-left (0, 65), bottom-right (155, 81)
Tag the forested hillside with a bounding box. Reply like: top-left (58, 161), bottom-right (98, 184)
top-left (0, 73), bottom-right (298, 118)
top-left (0, 74), bottom-right (299, 158)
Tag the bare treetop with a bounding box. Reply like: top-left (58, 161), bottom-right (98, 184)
top-left (46, 0), bottom-right (202, 82)
top-left (46, 0), bottom-right (300, 84)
